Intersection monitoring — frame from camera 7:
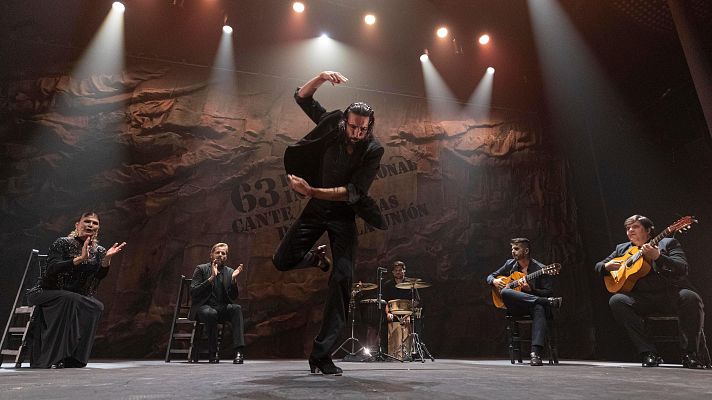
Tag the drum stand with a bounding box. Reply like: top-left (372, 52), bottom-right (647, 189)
top-left (403, 287), bottom-right (435, 362)
top-left (366, 267), bottom-right (401, 362)
top-left (332, 290), bottom-right (364, 358)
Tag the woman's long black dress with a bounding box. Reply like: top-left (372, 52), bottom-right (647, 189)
top-left (26, 236), bottom-right (108, 368)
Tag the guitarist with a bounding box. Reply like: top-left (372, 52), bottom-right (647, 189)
top-left (595, 214), bottom-right (704, 368)
top-left (486, 238), bottom-right (562, 366)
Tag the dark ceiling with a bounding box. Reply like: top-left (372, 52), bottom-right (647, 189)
top-left (1, 0), bottom-right (710, 115)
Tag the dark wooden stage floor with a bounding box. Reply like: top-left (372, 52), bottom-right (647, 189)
top-left (1, 359), bottom-right (710, 399)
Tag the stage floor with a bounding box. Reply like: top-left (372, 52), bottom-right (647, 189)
top-left (1, 358), bottom-right (710, 399)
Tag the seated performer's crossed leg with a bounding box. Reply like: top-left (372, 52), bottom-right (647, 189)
top-left (501, 288), bottom-right (560, 365)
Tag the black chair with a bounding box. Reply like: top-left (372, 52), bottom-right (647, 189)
top-left (1, 250), bottom-right (47, 367)
top-left (506, 312), bottom-right (559, 365)
top-left (165, 275), bottom-right (224, 363)
top-left (645, 315), bottom-right (711, 368)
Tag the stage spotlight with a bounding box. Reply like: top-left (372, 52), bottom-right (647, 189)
top-left (487, 67), bottom-right (495, 74)
top-left (112, 2), bottom-right (125, 12)
top-left (420, 53), bottom-right (429, 62)
top-left (293, 2), bottom-right (305, 13)
top-left (436, 27), bottom-right (448, 38)
top-left (364, 14), bottom-right (376, 25)
top-left (223, 25), bottom-right (233, 34)
top-left (478, 34), bottom-right (490, 45)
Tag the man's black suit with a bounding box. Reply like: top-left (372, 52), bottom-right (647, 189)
top-left (189, 263), bottom-right (245, 357)
top-left (272, 90), bottom-right (386, 361)
top-left (595, 238), bottom-right (704, 355)
top-left (486, 258), bottom-right (554, 350)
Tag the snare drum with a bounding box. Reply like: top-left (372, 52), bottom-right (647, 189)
top-left (388, 299), bottom-right (413, 316)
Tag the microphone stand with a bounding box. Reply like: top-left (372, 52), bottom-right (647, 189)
top-left (367, 267), bottom-right (401, 362)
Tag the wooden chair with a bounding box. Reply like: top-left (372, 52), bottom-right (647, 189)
top-left (1, 250), bottom-right (46, 367)
top-left (165, 275), bottom-right (224, 362)
top-left (646, 315), bottom-right (711, 368)
top-left (506, 312), bottom-right (559, 365)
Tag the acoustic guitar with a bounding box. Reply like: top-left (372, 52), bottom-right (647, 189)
top-left (604, 216), bottom-right (696, 293)
top-left (491, 263), bottom-right (562, 309)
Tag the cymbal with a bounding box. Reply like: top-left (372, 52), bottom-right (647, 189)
top-left (395, 279), bottom-right (432, 289)
top-left (352, 281), bottom-right (377, 291)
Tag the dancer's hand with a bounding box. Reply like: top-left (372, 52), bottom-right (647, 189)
top-left (288, 174), bottom-right (313, 197)
top-left (319, 71), bottom-right (348, 86)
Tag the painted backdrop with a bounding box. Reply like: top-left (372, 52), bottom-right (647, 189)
top-left (0, 63), bottom-right (591, 358)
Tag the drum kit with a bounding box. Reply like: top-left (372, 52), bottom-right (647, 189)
top-left (332, 273), bottom-right (435, 363)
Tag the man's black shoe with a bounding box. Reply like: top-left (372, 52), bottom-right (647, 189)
top-left (682, 353), bottom-right (702, 369)
top-left (209, 353), bottom-right (220, 364)
top-left (314, 244), bottom-right (332, 272)
top-left (233, 352), bottom-right (244, 365)
top-left (642, 352), bottom-right (663, 367)
top-left (546, 297), bottom-right (563, 309)
top-left (530, 352), bottom-right (543, 366)
top-left (309, 356), bottom-right (343, 375)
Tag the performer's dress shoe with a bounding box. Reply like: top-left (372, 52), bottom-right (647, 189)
top-left (50, 360), bottom-right (65, 369)
top-left (209, 353), bottom-right (220, 364)
top-left (530, 352), bottom-right (543, 366)
top-left (309, 356), bottom-right (343, 376)
top-left (546, 297), bottom-right (563, 309)
top-left (233, 352), bottom-right (244, 364)
top-left (682, 353), bottom-right (702, 369)
top-left (314, 244), bottom-right (332, 272)
top-left (641, 352), bottom-right (663, 367)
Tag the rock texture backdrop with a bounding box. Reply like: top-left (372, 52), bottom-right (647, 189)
top-left (0, 64), bottom-right (592, 358)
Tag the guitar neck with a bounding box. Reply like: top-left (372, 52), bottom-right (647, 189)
top-left (649, 226), bottom-right (674, 247)
top-left (525, 268), bottom-right (547, 281)
top-left (626, 225), bottom-right (677, 267)
top-left (508, 267), bottom-right (549, 289)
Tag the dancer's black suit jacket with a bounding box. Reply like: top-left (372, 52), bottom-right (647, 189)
top-left (283, 90), bottom-right (387, 230)
top-left (188, 263), bottom-right (239, 320)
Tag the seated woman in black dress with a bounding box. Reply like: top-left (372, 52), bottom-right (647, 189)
top-left (27, 212), bottom-right (126, 368)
